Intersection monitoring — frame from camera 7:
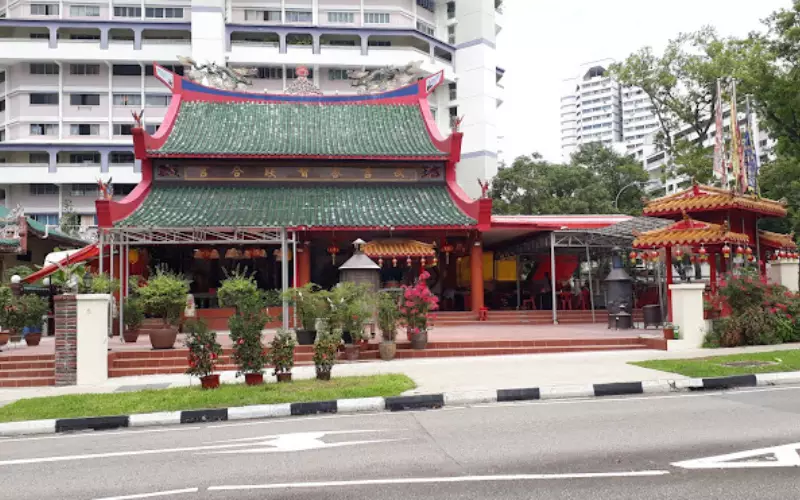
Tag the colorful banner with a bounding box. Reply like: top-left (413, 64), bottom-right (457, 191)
top-left (729, 81), bottom-right (744, 194)
top-left (744, 96), bottom-right (759, 193)
top-left (713, 79), bottom-right (726, 185)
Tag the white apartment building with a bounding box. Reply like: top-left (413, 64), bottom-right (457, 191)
top-left (0, 0), bottom-right (504, 229)
top-left (560, 59), bottom-right (658, 162)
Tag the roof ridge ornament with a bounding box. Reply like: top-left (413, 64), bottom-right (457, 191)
top-left (347, 61), bottom-right (424, 94)
top-left (177, 56), bottom-right (255, 91)
top-left (285, 66), bottom-right (323, 96)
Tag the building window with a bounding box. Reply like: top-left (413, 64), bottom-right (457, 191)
top-left (70, 94), bottom-right (100, 106)
top-left (327, 39), bottom-right (356, 46)
top-left (69, 4), bottom-right (99, 16)
top-left (113, 124), bottom-right (134, 135)
top-left (70, 33), bottom-right (100, 40)
top-left (286, 68), bottom-right (313, 79)
top-left (244, 9), bottom-right (280, 21)
top-left (328, 69), bottom-right (348, 81)
top-left (29, 93), bottom-right (59, 105)
top-left (29, 153), bottom-right (50, 163)
top-left (285, 9), bottom-right (312, 22)
top-left (416, 20), bottom-right (435, 36)
top-left (327, 11), bottom-right (355, 23)
top-left (69, 64), bottom-right (100, 75)
top-left (145, 124), bottom-right (160, 134)
top-left (448, 25), bottom-right (455, 44)
top-left (0, 99), bottom-right (4, 112)
top-left (112, 64), bottom-right (141, 76)
top-left (29, 33), bottom-right (49, 39)
top-left (69, 152), bottom-right (100, 163)
top-left (110, 152), bottom-right (135, 164)
top-left (31, 213), bottom-right (59, 225)
top-left (145, 7), bottom-right (183, 18)
top-left (30, 63), bottom-right (59, 75)
top-left (417, 0), bottom-right (436, 13)
top-left (144, 94), bottom-right (170, 107)
top-left (0, 71), bottom-right (4, 83)
top-left (70, 183), bottom-right (98, 196)
top-left (30, 124), bottom-right (58, 136)
top-left (446, 1), bottom-right (455, 18)
top-left (113, 94), bottom-right (141, 106)
top-left (70, 124), bottom-right (100, 136)
top-left (364, 12), bottom-right (390, 24)
top-left (449, 83), bottom-right (457, 101)
top-left (0, 129), bottom-right (4, 142)
top-left (256, 67), bottom-right (282, 80)
top-left (145, 64), bottom-right (184, 76)
top-left (29, 184), bottom-right (58, 195)
top-left (30, 3), bottom-right (59, 15)
top-left (368, 40), bottom-right (391, 47)
top-left (114, 5), bottom-right (141, 17)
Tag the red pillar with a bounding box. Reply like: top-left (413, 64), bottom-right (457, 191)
top-left (665, 245), bottom-right (673, 322)
top-left (709, 252), bottom-right (717, 294)
top-left (470, 239), bottom-right (484, 313)
top-left (297, 243), bottom-right (311, 287)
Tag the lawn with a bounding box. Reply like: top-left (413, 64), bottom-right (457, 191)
top-left (632, 349), bottom-right (800, 378)
top-left (0, 374), bottom-right (416, 423)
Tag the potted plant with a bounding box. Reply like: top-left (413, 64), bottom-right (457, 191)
top-left (220, 271), bottom-right (269, 385)
top-left (122, 297), bottom-right (144, 343)
top-left (20, 294), bottom-right (48, 346)
top-left (268, 328), bottom-right (296, 382)
top-left (399, 270), bottom-right (439, 349)
top-left (327, 282), bottom-right (371, 361)
top-left (313, 327), bottom-right (341, 380)
top-left (0, 286), bottom-right (14, 348)
top-left (377, 291), bottom-right (401, 361)
top-left (135, 270), bottom-right (189, 349)
top-left (184, 319), bottom-right (222, 389)
top-left (284, 283), bottom-right (325, 345)
top-left (663, 322), bottom-right (680, 340)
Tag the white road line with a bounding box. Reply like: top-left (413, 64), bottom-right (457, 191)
top-left (208, 470), bottom-right (671, 491)
top-left (93, 487), bottom-right (198, 500)
top-left (673, 442), bottom-right (800, 469)
top-left (0, 425), bottom-right (196, 444)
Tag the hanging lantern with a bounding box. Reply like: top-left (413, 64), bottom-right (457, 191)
top-left (747, 254), bottom-right (755, 262)
top-left (674, 248), bottom-right (683, 259)
top-left (193, 249), bottom-right (204, 259)
top-left (243, 248), bottom-right (253, 259)
top-left (441, 241), bottom-right (455, 264)
top-left (629, 251), bottom-right (637, 265)
top-left (224, 248), bottom-right (241, 259)
top-left (327, 243), bottom-right (340, 264)
top-left (251, 248), bottom-right (266, 259)
top-left (129, 248), bottom-right (140, 264)
top-left (722, 244), bottom-right (731, 259)
top-left (432, 256), bottom-right (438, 266)
top-left (650, 250), bottom-right (659, 261)
top-left (770, 252), bottom-right (779, 261)
top-left (735, 245), bottom-right (744, 256)
top-left (378, 257), bottom-right (384, 266)
top-left (421, 257), bottom-right (426, 267)
top-left (745, 247), bottom-right (753, 257)
top-left (392, 257), bottom-right (398, 267)
top-left (689, 254), bottom-right (696, 264)
top-left (698, 246), bottom-right (707, 262)
top-left (779, 249), bottom-right (787, 259)
top-left (209, 248), bottom-right (220, 259)
top-left (406, 256), bottom-right (412, 267)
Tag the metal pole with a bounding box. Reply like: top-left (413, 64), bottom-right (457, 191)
top-left (585, 242), bottom-right (595, 323)
top-left (550, 232), bottom-right (557, 324)
top-left (515, 254), bottom-right (521, 310)
top-left (119, 234), bottom-right (124, 342)
top-left (755, 218), bottom-right (762, 275)
top-left (99, 231), bottom-right (104, 275)
top-left (281, 228), bottom-right (289, 331)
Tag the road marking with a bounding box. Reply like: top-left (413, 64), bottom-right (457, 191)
top-left (93, 487), bottom-right (198, 500)
top-left (208, 470), bottom-right (670, 491)
top-left (673, 442), bottom-right (800, 469)
top-left (0, 425), bottom-right (196, 444)
top-left (0, 430), bottom-right (397, 466)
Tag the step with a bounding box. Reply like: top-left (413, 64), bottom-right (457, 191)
top-left (0, 368), bottom-right (54, 379)
top-left (395, 338), bottom-right (645, 349)
top-left (0, 354), bottom-right (55, 362)
top-left (0, 376), bottom-right (55, 387)
top-left (109, 362), bottom-right (317, 378)
top-left (392, 344), bottom-right (649, 359)
top-left (0, 360), bottom-right (55, 370)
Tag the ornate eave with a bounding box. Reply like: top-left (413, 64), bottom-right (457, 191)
top-left (632, 215), bottom-right (750, 249)
top-left (643, 183), bottom-right (788, 218)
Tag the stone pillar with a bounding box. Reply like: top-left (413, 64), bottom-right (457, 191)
top-left (75, 294), bottom-right (110, 385)
top-left (54, 295), bottom-right (78, 386)
top-left (668, 283), bottom-right (705, 350)
top-left (768, 259), bottom-right (800, 293)
top-left (470, 240), bottom-right (484, 312)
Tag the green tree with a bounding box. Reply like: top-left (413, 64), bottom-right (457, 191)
top-left (59, 199), bottom-right (80, 236)
top-left (757, 156), bottom-right (800, 237)
top-left (570, 144), bottom-right (649, 215)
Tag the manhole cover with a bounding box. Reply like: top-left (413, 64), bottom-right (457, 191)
top-left (720, 361), bottom-right (779, 368)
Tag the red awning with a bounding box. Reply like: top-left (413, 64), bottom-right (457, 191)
top-left (23, 244), bottom-right (99, 284)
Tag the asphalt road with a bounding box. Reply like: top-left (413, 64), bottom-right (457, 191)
top-left (2, 385), bottom-right (800, 500)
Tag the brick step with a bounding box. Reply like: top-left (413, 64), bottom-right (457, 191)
top-left (109, 362), bottom-right (318, 378)
top-left (392, 344), bottom-right (649, 359)
top-left (0, 368), bottom-right (54, 379)
top-left (0, 360), bottom-right (55, 370)
top-left (395, 338), bottom-right (645, 349)
top-left (0, 376), bottom-right (56, 387)
top-left (0, 354), bottom-right (56, 362)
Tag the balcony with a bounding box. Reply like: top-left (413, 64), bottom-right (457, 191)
top-left (0, 162), bottom-right (139, 184)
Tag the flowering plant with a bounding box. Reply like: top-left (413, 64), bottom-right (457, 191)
top-left (220, 271), bottom-right (270, 376)
top-left (313, 327), bottom-right (341, 377)
top-left (399, 271), bottom-right (439, 337)
top-left (268, 328), bottom-right (296, 377)
top-left (184, 319), bottom-right (222, 379)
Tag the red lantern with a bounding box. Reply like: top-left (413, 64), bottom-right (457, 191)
top-left (650, 250), bottom-right (659, 261)
top-left (689, 254), bottom-right (696, 264)
top-left (629, 251), bottom-right (637, 264)
top-left (747, 254), bottom-right (755, 262)
top-left (674, 248), bottom-right (683, 258)
top-left (698, 246), bottom-right (708, 262)
top-left (779, 250), bottom-right (787, 259)
top-left (735, 245), bottom-right (744, 256)
top-left (378, 258), bottom-right (384, 266)
top-left (745, 247), bottom-right (753, 256)
top-left (722, 244), bottom-right (731, 259)
top-left (392, 257), bottom-right (398, 267)
top-left (327, 244), bottom-right (340, 264)
top-left (421, 257), bottom-right (427, 267)
top-left (432, 256), bottom-right (438, 266)
top-left (406, 256), bottom-right (412, 267)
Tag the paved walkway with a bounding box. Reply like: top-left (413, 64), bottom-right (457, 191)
top-left (1, 343), bottom-right (798, 405)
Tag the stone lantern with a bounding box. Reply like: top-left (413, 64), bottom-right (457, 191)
top-left (339, 239), bottom-right (381, 292)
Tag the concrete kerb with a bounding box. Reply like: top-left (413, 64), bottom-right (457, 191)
top-left (1, 371), bottom-right (799, 437)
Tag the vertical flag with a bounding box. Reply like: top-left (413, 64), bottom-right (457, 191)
top-left (729, 80), bottom-right (744, 194)
top-left (743, 95), bottom-right (759, 194)
top-left (713, 79), bottom-right (726, 186)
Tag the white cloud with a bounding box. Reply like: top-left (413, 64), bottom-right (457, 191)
top-left (496, 0), bottom-right (790, 164)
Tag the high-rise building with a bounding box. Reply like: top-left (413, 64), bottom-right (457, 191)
top-left (0, 0), bottom-right (504, 229)
top-left (560, 59), bottom-right (657, 162)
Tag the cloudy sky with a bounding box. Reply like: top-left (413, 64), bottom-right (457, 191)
top-left (496, 0), bottom-right (791, 164)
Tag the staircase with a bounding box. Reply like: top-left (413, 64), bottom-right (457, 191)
top-left (434, 309), bottom-right (645, 326)
top-left (0, 354), bottom-right (56, 387)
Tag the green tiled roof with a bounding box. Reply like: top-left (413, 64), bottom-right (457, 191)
top-left (151, 101), bottom-right (446, 158)
top-left (117, 184), bottom-right (475, 228)
top-left (0, 205), bottom-right (86, 248)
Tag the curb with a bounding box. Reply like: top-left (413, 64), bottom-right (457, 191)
top-left (2, 371), bottom-right (799, 437)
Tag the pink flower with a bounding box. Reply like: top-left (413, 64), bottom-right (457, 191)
top-left (237, 339), bottom-right (244, 345)
top-left (413, 327), bottom-right (420, 334)
top-left (770, 307), bottom-right (778, 314)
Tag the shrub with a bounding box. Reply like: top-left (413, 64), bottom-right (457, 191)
top-left (184, 319), bottom-right (222, 378)
top-left (268, 328), bottom-right (296, 376)
top-left (18, 294), bottom-right (48, 329)
top-left (313, 327), bottom-right (341, 377)
top-left (326, 282), bottom-right (372, 338)
top-left (399, 271), bottom-right (439, 337)
top-left (123, 297), bottom-right (144, 331)
top-left (3, 265), bottom-right (33, 283)
top-left (89, 273), bottom-right (121, 295)
top-left (217, 268), bottom-right (261, 315)
top-left (0, 292), bottom-right (48, 332)
top-left (220, 269), bottom-right (269, 376)
top-left (263, 289), bottom-right (282, 307)
top-left (376, 291), bottom-right (401, 342)
top-left (283, 283), bottom-right (326, 331)
top-left (135, 270), bottom-right (189, 325)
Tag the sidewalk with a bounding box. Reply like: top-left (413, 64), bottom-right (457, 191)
top-left (1, 343), bottom-right (798, 405)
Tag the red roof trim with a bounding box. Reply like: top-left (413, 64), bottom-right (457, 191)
top-left (491, 215), bottom-right (632, 230)
top-left (23, 243), bottom-right (99, 284)
top-left (145, 153), bottom-right (446, 160)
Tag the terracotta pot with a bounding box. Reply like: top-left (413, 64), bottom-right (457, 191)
top-left (245, 373), bottom-right (263, 386)
top-left (149, 325), bottom-right (178, 349)
top-left (122, 328), bottom-right (140, 343)
top-left (410, 331), bottom-right (428, 350)
top-left (24, 333), bottom-right (42, 346)
top-left (0, 332), bottom-right (9, 347)
top-left (663, 328), bottom-right (675, 340)
top-left (296, 329), bottom-right (316, 346)
top-left (316, 368), bottom-right (331, 381)
top-left (345, 344), bottom-right (360, 361)
top-left (276, 372), bottom-right (292, 383)
top-left (200, 374), bottom-right (220, 389)
top-left (379, 341), bottom-right (397, 361)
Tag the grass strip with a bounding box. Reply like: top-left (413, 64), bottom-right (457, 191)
top-left (631, 350), bottom-right (800, 378)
